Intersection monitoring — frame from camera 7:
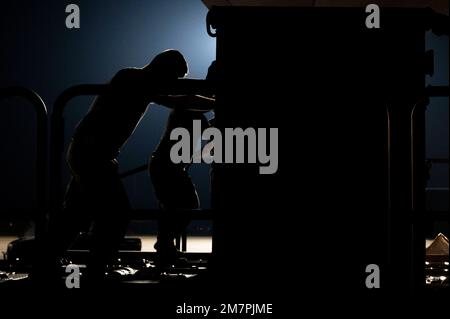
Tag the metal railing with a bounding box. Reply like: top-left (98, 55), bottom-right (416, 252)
top-left (0, 87), bottom-right (48, 239)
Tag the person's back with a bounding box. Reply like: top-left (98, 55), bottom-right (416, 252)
top-left (73, 68), bottom-right (155, 158)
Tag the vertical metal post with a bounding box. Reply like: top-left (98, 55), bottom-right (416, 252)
top-left (0, 87), bottom-right (48, 240)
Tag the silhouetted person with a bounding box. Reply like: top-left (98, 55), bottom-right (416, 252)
top-left (149, 61), bottom-right (217, 265)
top-left (47, 50), bottom-right (214, 280)
top-left (149, 110), bottom-right (209, 264)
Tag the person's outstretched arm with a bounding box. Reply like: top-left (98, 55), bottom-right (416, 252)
top-left (153, 95), bottom-right (215, 111)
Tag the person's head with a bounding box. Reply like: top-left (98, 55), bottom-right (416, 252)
top-left (145, 49), bottom-right (188, 79)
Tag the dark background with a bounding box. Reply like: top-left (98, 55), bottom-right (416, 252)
top-left (0, 0), bottom-right (447, 216)
top-left (0, 0), bottom-right (215, 214)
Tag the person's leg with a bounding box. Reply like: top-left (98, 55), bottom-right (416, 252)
top-left (149, 109), bottom-right (205, 261)
top-left (83, 161), bottom-right (130, 275)
top-left (161, 169), bottom-right (200, 238)
top-left (150, 160), bottom-right (199, 258)
top-left (34, 176), bottom-right (91, 282)
top-left (47, 141), bottom-right (92, 258)
top-left (53, 177), bottom-right (91, 253)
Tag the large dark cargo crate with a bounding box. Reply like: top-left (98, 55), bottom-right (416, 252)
top-left (207, 6), bottom-right (432, 295)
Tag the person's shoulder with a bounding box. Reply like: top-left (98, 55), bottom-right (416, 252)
top-left (110, 68), bottom-right (148, 88)
top-left (114, 67), bottom-right (143, 79)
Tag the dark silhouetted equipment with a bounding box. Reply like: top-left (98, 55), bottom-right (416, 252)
top-left (204, 3), bottom-right (449, 298)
